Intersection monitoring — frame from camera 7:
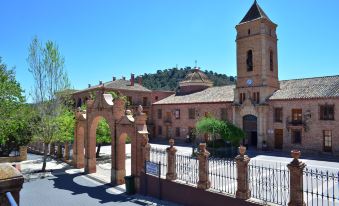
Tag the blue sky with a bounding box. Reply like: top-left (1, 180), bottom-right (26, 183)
top-left (1, 0), bottom-right (338, 99)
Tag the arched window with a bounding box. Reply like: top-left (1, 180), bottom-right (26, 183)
top-left (270, 50), bottom-right (274, 71)
top-left (246, 50), bottom-right (253, 71)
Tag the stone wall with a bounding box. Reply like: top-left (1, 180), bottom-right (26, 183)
top-left (0, 147), bottom-right (27, 163)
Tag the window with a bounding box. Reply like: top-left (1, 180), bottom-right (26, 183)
top-left (292, 129), bottom-right (302, 144)
top-left (158, 126), bottom-right (162, 135)
top-left (127, 96), bottom-right (132, 105)
top-left (189, 108), bottom-right (195, 119)
top-left (320, 104), bottom-right (334, 120)
top-left (165, 112), bottom-right (171, 122)
top-left (175, 109), bottom-right (180, 119)
top-left (248, 29), bottom-right (251, 35)
top-left (292, 109), bottom-right (302, 124)
top-left (221, 108), bottom-right (227, 121)
top-left (175, 127), bottom-right (180, 137)
top-left (142, 97), bottom-right (148, 106)
top-left (323, 130), bottom-right (332, 152)
top-left (270, 50), bottom-right (274, 71)
top-left (246, 50), bottom-right (253, 71)
top-left (274, 108), bottom-right (283, 122)
top-left (157, 109), bottom-right (162, 119)
top-left (253, 92), bottom-right (260, 104)
top-left (239, 93), bottom-right (246, 104)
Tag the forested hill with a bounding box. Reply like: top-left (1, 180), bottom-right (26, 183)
top-left (136, 67), bottom-right (236, 91)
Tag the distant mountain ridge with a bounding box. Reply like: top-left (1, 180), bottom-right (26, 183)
top-left (136, 67), bottom-right (236, 91)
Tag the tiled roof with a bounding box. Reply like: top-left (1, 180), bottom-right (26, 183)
top-left (240, 0), bottom-right (271, 24)
top-left (73, 79), bottom-right (151, 94)
top-left (270, 75), bottom-right (339, 100)
top-left (180, 68), bottom-right (212, 85)
top-left (153, 85), bottom-right (235, 105)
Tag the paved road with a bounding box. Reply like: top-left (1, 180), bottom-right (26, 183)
top-left (21, 167), bottom-right (179, 206)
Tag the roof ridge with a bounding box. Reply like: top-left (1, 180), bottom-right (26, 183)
top-left (280, 74), bottom-right (339, 82)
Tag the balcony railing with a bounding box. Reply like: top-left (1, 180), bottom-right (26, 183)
top-left (288, 120), bottom-right (303, 126)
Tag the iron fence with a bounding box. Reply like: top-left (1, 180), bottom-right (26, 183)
top-left (249, 161), bottom-right (290, 205)
top-left (303, 168), bottom-right (339, 206)
top-left (150, 148), bottom-right (167, 178)
top-left (208, 157), bottom-right (237, 195)
top-left (175, 154), bottom-right (199, 185)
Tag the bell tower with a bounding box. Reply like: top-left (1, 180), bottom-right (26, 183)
top-left (234, 0), bottom-right (279, 104)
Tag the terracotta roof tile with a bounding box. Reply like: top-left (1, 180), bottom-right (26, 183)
top-left (153, 85), bottom-right (235, 105)
top-left (73, 79), bottom-right (151, 94)
top-left (270, 75), bottom-right (339, 100)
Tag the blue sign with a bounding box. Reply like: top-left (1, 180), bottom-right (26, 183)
top-left (146, 161), bottom-right (159, 176)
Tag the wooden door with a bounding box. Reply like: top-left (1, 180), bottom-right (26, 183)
top-left (274, 129), bottom-right (283, 149)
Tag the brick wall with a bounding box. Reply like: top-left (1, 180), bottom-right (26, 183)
top-left (152, 102), bottom-right (233, 141)
top-left (268, 98), bottom-right (339, 155)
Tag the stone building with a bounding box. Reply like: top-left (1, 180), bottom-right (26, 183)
top-left (73, 1), bottom-right (338, 155)
top-left (152, 1), bottom-right (339, 155)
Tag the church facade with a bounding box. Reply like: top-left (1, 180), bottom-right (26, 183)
top-left (152, 1), bottom-right (339, 155)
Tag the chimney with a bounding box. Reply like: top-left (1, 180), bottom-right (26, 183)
top-left (130, 73), bottom-right (135, 86)
top-left (99, 80), bottom-right (102, 85)
top-left (88, 84), bottom-right (91, 88)
top-left (138, 76), bottom-right (142, 85)
top-left (113, 76), bottom-right (116, 81)
top-left (122, 76), bottom-right (126, 80)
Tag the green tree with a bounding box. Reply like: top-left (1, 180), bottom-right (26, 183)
top-left (96, 118), bottom-right (111, 157)
top-left (28, 36), bottom-right (70, 171)
top-left (195, 117), bottom-right (245, 147)
top-left (0, 58), bottom-right (34, 156)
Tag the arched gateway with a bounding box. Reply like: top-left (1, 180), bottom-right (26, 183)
top-left (73, 89), bottom-right (150, 189)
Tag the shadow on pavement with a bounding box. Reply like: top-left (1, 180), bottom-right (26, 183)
top-left (49, 168), bottom-right (147, 205)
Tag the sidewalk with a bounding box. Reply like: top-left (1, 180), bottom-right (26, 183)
top-left (21, 153), bottom-right (180, 206)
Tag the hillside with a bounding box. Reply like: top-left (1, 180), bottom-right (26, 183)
top-left (136, 67), bottom-right (236, 91)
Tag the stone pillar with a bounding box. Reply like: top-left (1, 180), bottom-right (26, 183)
top-left (288, 150), bottom-right (306, 206)
top-left (73, 110), bottom-right (86, 169)
top-left (134, 105), bottom-right (149, 192)
top-left (19, 146), bottom-right (27, 161)
top-left (235, 145), bottom-right (251, 199)
top-left (166, 139), bottom-right (177, 180)
top-left (197, 143), bottom-right (210, 189)
top-left (0, 163), bottom-right (24, 206)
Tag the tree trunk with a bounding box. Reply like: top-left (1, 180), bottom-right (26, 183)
top-left (42, 143), bottom-right (49, 172)
top-left (96, 144), bottom-right (101, 158)
top-left (57, 144), bottom-right (62, 159)
top-left (64, 142), bottom-right (69, 161)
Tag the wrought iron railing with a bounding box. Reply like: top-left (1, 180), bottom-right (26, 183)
top-left (248, 161), bottom-right (290, 205)
top-left (303, 168), bottom-right (339, 206)
top-left (208, 157), bottom-right (237, 195)
top-left (175, 154), bottom-right (198, 185)
top-left (150, 148), bottom-right (167, 178)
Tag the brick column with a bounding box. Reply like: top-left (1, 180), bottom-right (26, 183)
top-left (235, 145), bottom-right (251, 199)
top-left (166, 139), bottom-right (177, 180)
top-left (49, 143), bottom-right (55, 157)
top-left (288, 150), bottom-right (306, 206)
top-left (197, 143), bottom-right (210, 189)
top-left (19, 146), bottom-right (27, 161)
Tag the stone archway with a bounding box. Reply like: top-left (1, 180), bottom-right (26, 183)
top-left (73, 89), bottom-right (150, 189)
top-left (242, 115), bottom-right (258, 147)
